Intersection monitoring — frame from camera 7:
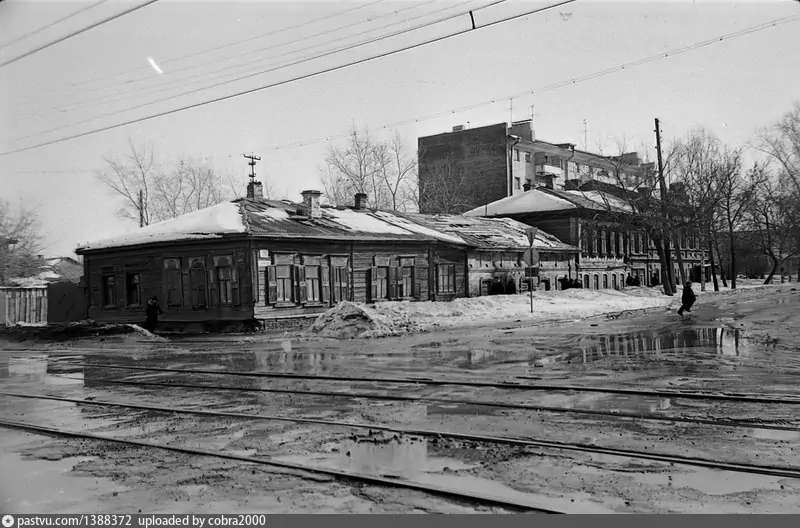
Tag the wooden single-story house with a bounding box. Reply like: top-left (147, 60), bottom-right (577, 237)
top-left (75, 181), bottom-right (574, 330)
top-left (401, 213), bottom-right (579, 295)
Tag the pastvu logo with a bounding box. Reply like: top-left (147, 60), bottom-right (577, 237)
top-left (2, 515), bottom-right (14, 528)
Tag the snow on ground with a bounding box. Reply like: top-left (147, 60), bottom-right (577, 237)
top-left (311, 279), bottom-right (776, 339)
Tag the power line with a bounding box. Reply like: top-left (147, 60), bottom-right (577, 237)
top-left (13, 0), bottom-right (391, 106)
top-left (269, 13), bottom-right (800, 150)
top-left (10, 0), bottom-right (511, 144)
top-left (4, 8), bottom-right (794, 162)
top-left (0, 0), bottom-right (161, 68)
top-left (30, 0), bottom-right (450, 118)
top-left (0, 0), bottom-right (110, 51)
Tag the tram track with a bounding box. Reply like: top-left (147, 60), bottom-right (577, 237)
top-left (44, 373), bottom-right (800, 432)
top-left (52, 361), bottom-right (800, 405)
top-left (0, 417), bottom-right (562, 514)
top-left (3, 390), bottom-right (800, 479)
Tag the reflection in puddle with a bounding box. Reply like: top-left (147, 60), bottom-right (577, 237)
top-left (275, 433), bottom-right (615, 513)
top-left (535, 326), bottom-right (759, 367)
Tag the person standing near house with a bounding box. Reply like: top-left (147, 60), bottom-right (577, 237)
top-left (677, 281), bottom-right (697, 317)
top-left (144, 296), bottom-right (163, 333)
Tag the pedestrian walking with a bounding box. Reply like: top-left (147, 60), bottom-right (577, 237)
top-left (677, 281), bottom-right (697, 317)
top-left (143, 296), bottom-right (163, 333)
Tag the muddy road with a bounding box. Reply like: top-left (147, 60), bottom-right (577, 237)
top-left (1, 285), bottom-right (799, 513)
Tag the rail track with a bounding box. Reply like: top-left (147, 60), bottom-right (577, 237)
top-left (52, 361), bottom-right (800, 405)
top-left (45, 373), bottom-right (800, 432)
top-left (4, 390), bottom-right (800, 479)
top-left (0, 417), bottom-right (562, 514)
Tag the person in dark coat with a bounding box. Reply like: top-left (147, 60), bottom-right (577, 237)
top-left (143, 296), bottom-right (163, 333)
top-left (677, 281), bottom-right (697, 316)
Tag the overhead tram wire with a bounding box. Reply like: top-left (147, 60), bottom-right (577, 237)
top-left (0, 0), bottom-right (161, 68)
top-left (13, 0), bottom-right (392, 106)
top-left (35, 0), bottom-right (471, 118)
top-left (4, 9), bottom-right (795, 164)
top-left (269, 12), bottom-right (800, 151)
top-left (0, 0), bottom-right (575, 156)
top-left (0, 0), bottom-right (110, 51)
top-left (12, 0), bottom-right (505, 139)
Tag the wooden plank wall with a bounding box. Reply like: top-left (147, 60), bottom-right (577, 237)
top-left (252, 240), bottom-right (444, 319)
top-left (85, 240), bottom-right (252, 323)
top-left (0, 287), bottom-right (48, 326)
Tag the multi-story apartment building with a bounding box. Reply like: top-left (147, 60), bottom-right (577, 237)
top-left (419, 120), bottom-right (707, 290)
top-left (417, 119), bottom-right (655, 215)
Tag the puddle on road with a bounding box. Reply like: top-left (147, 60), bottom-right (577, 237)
top-left (0, 447), bottom-right (125, 513)
top-left (275, 432), bottom-right (616, 513)
top-left (573, 464), bottom-right (784, 496)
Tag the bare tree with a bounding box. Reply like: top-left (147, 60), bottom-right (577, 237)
top-left (0, 199), bottom-right (44, 285)
top-left (745, 163), bottom-right (800, 284)
top-left (375, 131), bottom-right (418, 212)
top-left (418, 154), bottom-right (477, 215)
top-left (586, 139), bottom-right (678, 296)
top-left (715, 149), bottom-right (762, 289)
top-left (321, 125), bottom-right (418, 211)
top-left (671, 128), bottom-right (725, 291)
top-left (97, 138), bottom-right (239, 225)
top-left (759, 102), bottom-right (800, 194)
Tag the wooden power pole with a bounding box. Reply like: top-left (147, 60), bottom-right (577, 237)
top-left (654, 118), bottom-right (674, 295)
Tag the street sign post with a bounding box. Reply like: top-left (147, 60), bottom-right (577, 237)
top-left (526, 227), bottom-right (538, 314)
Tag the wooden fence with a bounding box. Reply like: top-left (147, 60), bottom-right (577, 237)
top-left (0, 286), bottom-right (48, 326)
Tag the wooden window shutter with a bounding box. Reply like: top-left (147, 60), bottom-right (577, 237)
top-left (295, 265), bottom-right (307, 303)
top-left (208, 266), bottom-right (218, 307)
top-left (266, 267), bottom-right (278, 304)
top-left (251, 251), bottom-right (260, 303)
top-left (414, 266), bottom-right (428, 299)
top-left (370, 266), bottom-right (378, 301)
top-left (321, 266), bottom-right (331, 305)
top-left (388, 267), bottom-right (398, 300)
top-left (233, 264), bottom-right (243, 306)
top-left (345, 267), bottom-right (352, 302)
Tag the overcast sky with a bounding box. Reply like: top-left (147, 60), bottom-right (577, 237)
top-left (1, 0), bottom-right (798, 257)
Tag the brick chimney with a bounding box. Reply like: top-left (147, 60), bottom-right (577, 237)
top-left (301, 190), bottom-right (323, 219)
top-left (354, 193), bottom-right (368, 210)
top-left (246, 180), bottom-right (264, 200)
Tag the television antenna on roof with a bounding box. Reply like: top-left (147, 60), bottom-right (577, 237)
top-left (243, 153), bottom-right (261, 182)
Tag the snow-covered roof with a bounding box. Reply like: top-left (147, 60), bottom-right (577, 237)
top-left (76, 195), bottom-right (575, 253)
top-left (77, 202), bottom-right (247, 251)
top-left (463, 188), bottom-right (577, 217)
top-left (464, 186), bottom-right (637, 218)
top-left (402, 214), bottom-right (577, 252)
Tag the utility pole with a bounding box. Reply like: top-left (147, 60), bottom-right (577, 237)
top-left (138, 190), bottom-right (144, 228)
top-left (583, 119), bottom-right (588, 151)
top-left (654, 118), bottom-right (674, 295)
top-left (243, 153), bottom-right (261, 183)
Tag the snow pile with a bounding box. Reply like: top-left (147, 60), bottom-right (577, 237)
top-left (309, 289), bottom-right (682, 339)
top-left (310, 301), bottom-right (420, 339)
top-left (368, 289), bottom-right (678, 333)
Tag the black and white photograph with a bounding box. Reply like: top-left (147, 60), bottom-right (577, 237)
top-left (1, 0), bottom-right (799, 516)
